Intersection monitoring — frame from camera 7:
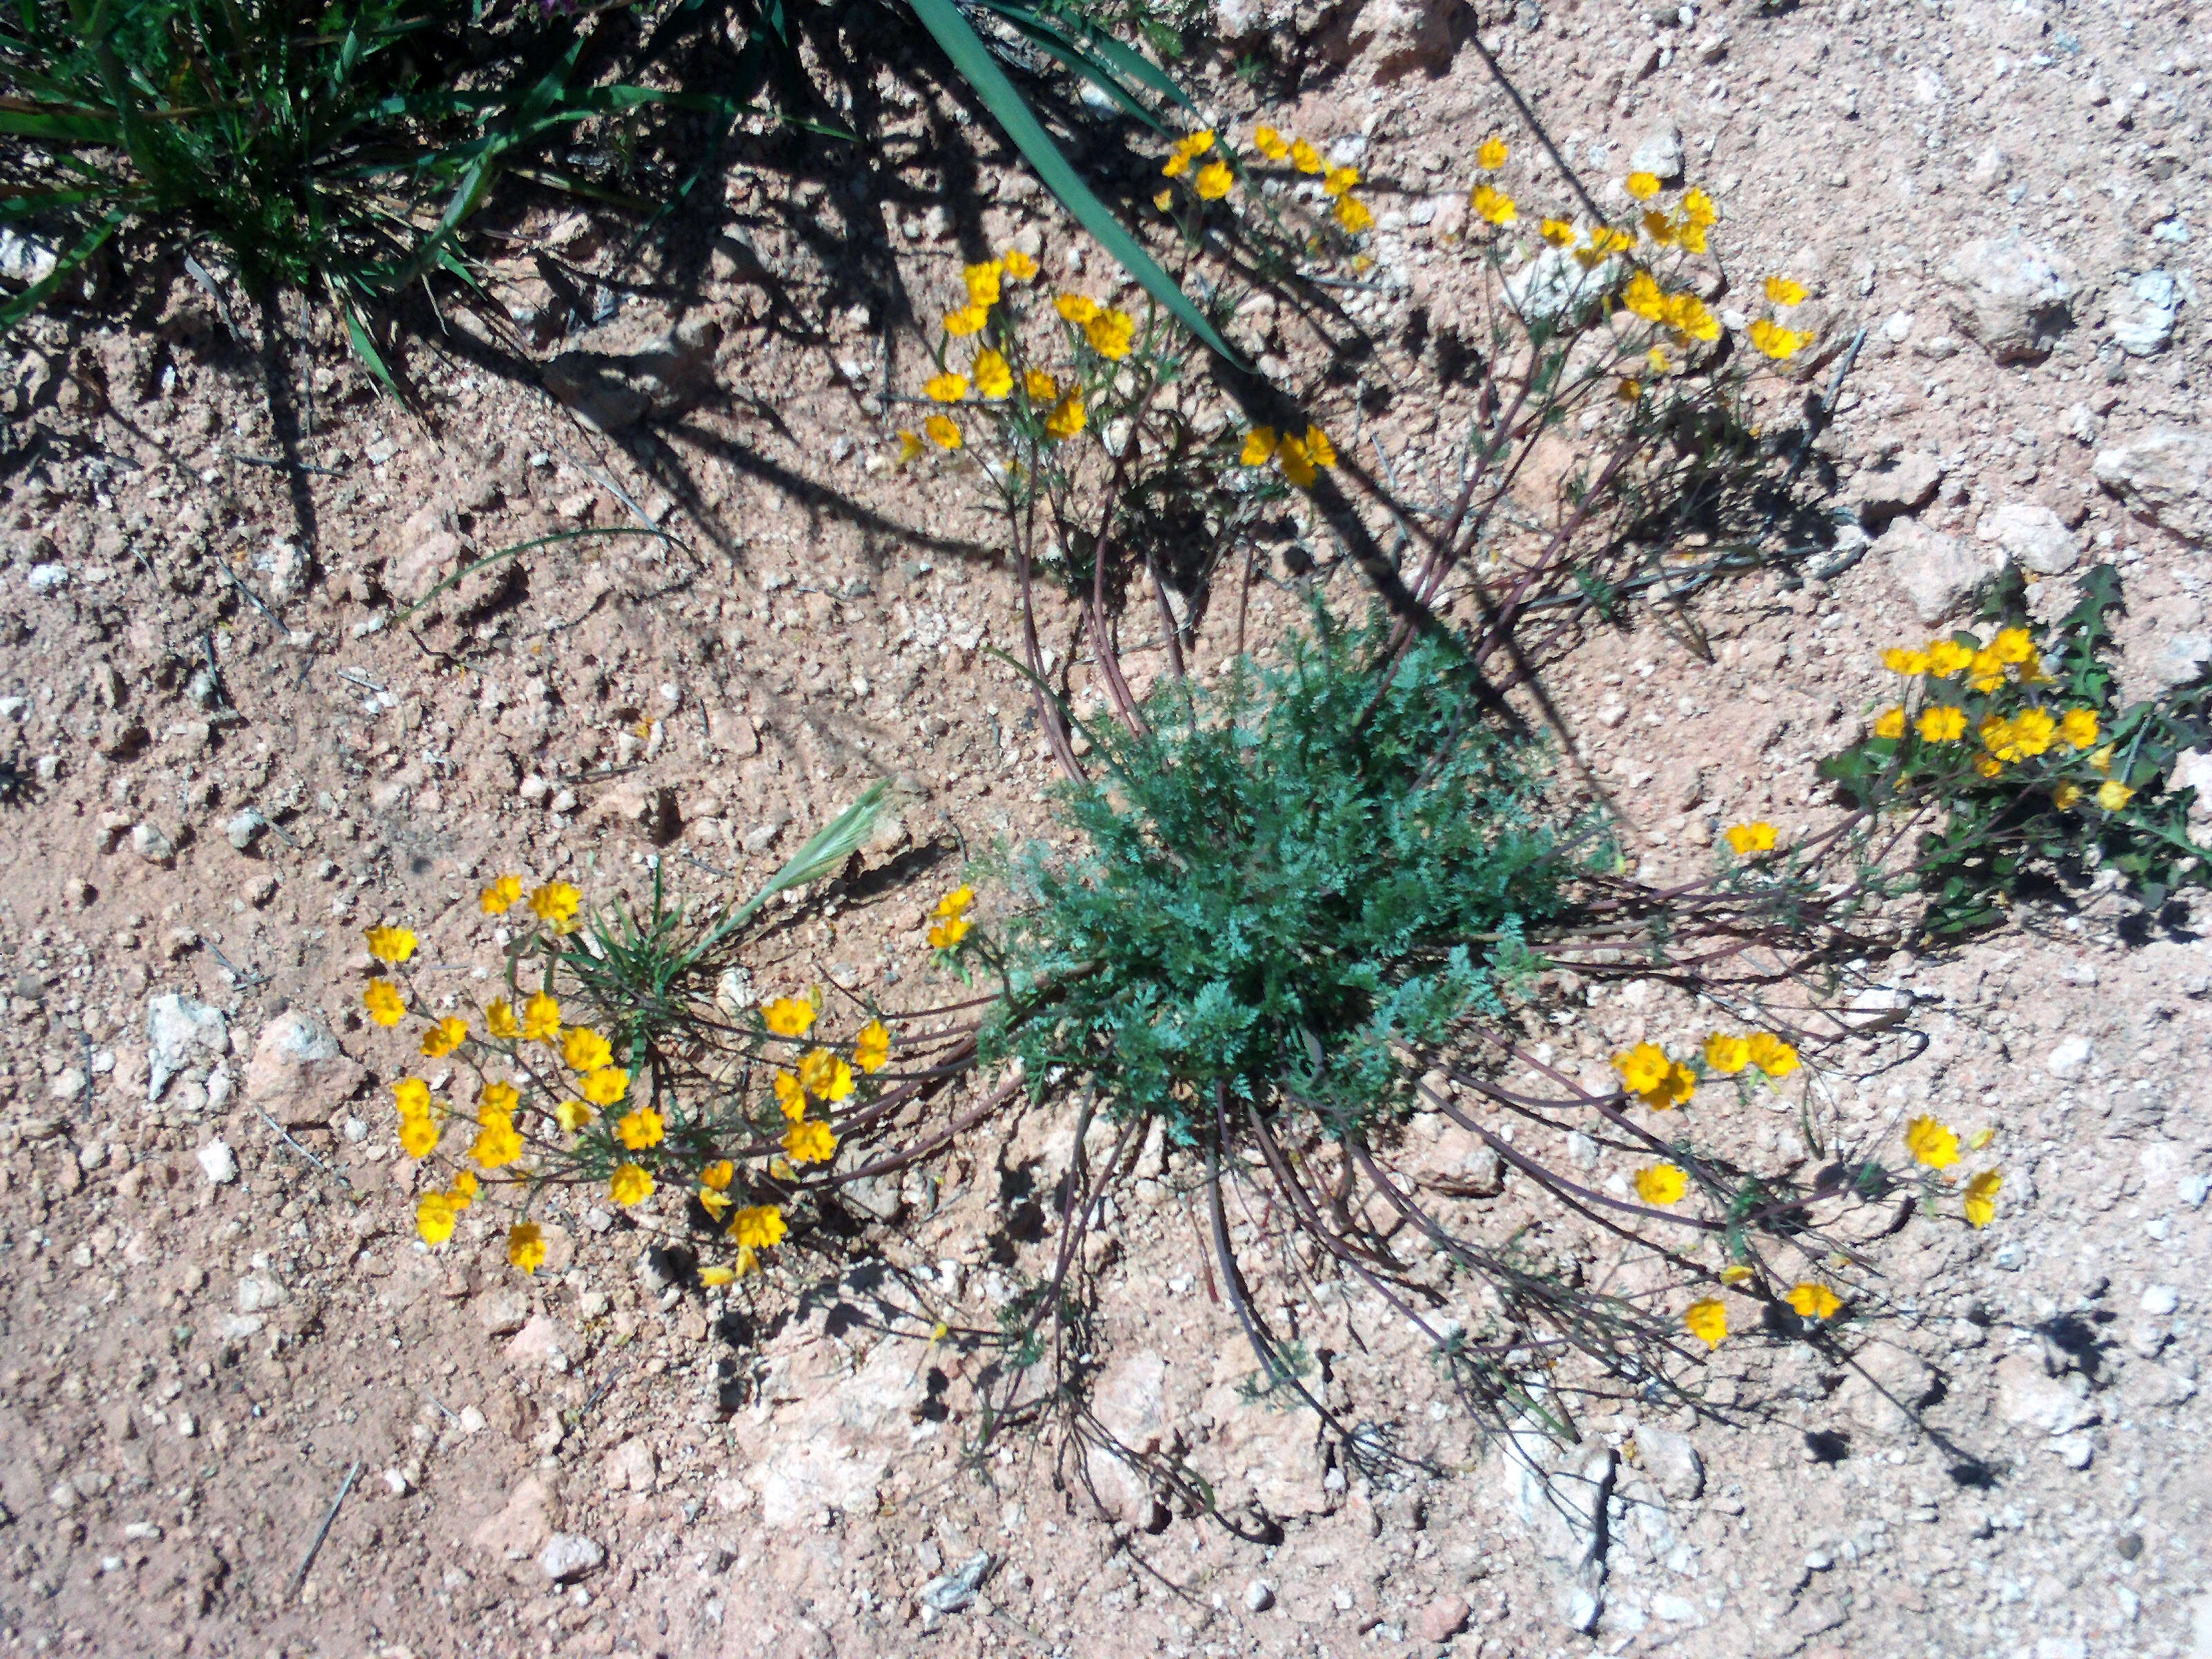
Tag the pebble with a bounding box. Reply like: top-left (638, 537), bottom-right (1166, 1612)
top-left (130, 823), bottom-right (176, 862)
top-left (1629, 123), bottom-right (1685, 182)
top-left (538, 1533), bottom-right (605, 1582)
top-left (1244, 1580), bottom-right (1275, 1613)
top-left (2046, 1035), bottom-right (2094, 1081)
top-left (224, 810), bottom-right (263, 852)
top-left (2093, 427), bottom-right (2211, 545)
top-left (1412, 1593), bottom-right (1470, 1642)
top-left (2140, 1284), bottom-right (2180, 1316)
top-left (196, 1140), bottom-right (238, 1185)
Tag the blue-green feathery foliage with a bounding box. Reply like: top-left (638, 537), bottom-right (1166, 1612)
top-left (985, 612), bottom-right (1579, 1141)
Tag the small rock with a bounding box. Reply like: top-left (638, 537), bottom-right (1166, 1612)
top-left (224, 810), bottom-right (263, 852)
top-left (1940, 234), bottom-right (2078, 362)
top-left (2112, 270), bottom-right (2180, 357)
top-left (919, 1550), bottom-right (992, 1614)
top-left (1633, 1425), bottom-right (1704, 1501)
top-left (458, 1405), bottom-right (488, 1435)
top-left (476, 1290), bottom-right (532, 1337)
top-left (2140, 1284), bottom-right (2181, 1316)
top-left (1413, 1593), bottom-right (1471, 1643)
top-left (2046, 1035), bottom-right (2093, 1082)
top-left (236, 1274), bottom-right (284, 1313)
top-left (471, 1475), bottom-right (558, 1560)
top-left (1244, 1580), bottom-right (1276, 1613)
top-left (1503, 246), bottom-right (1621, 328)
top-left (2052, 1432), bottom-right (2095, 1470)
top-left (245, 1011), bottom-right (366, 1129)
top-left (1882, 518), bottom-right (2000, 623)
top-left (196, 1140), bottom-right (238, 1185)
top-left (1400, 1112), bottom-right (1506, 1197)
top-left (543, 317), bottom-right (722, 435)
top-left (130, 823), bottom-right (176, 863)
top-left (537, 1533), bottom-right (605, 1583)
top-left (2094, 427), bottom-right (2211, 545)
top-left (1629, 124), bottom-right (1685, 182)
top-left (148, 993), bottom-right (228, 1102)
top-left (605, 1437), bottom-right (657, 1494)
top-left (1652, 1592), bottom-right (1700, 1623)
top-left (1976, 500), bottom-right (2079, 574)
top-left (505, 1313), bottom-right (577, 1371)
top-left (1856, 451), bottom-right (1944, 523)
top-left (1562, 1586), bottom-right (1602, 1633)
top-left (1994, 1355), bottom-right (2096, 1436)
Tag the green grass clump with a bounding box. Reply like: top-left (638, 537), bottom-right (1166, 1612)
top-left (986, 613), bottom-right (1580, 1141)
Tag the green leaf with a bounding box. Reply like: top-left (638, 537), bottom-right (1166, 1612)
top-left (903, 0), bottom-right (1238, 364)
top-left (0, 207), bottom-right (120, 332)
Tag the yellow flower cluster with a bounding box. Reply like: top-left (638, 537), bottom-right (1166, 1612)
top-left (928, 884), bottom-right (975, 952)
top-left (1905, 1116), bottom-right (2003, 1228)
top-left (900, 249), bottom-right (1069, 454)
top-left (1612, 1029), bottom-right (1796, 1109)
top-left (1621, 270), bottom-right (1720, 346)
top-left (1247, 123), bottom-right (1376, 233)
top-left (1159, 129), bottom-right (1235, 202)
top-left (1876, 630), bottom-right (2121, 797)
top-left (1238, 423), bottom-right (1338, 489)
top-left (1745, 274), bottom-right (1813, 360)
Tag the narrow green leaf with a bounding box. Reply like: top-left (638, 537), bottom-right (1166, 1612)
top-left (969, 0), bottom-right (1192, 109)
top-left (0, 207), bottom-right (120, 333)
top-left (903, 0), bottom-right (1237, 364)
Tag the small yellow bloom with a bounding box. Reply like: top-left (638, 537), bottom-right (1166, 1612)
top-left (1921, 639), bottom-right (1970, 678)
top-left (2088, 742), bottom-right (2115, 774)
top-left (1253, 124), bottom-right (1290, 160)
top-left (1469, 184), bottom-right (1517, 225)
top-left (1156, 188), bottom-right (1174, 211)
top-left (1962, 1169), bottom-right (2003, 1228)
top-left (762, 995), bottom-right (816, 1038)
top-left (522, 992), bottom-right (561, 1042)
top-left (1635, 1163), bottom-right (1687, 1205)
top-left (581, 1067), bottom-right (629, 1107)
top-left (2059, 708), bottom-right (2099, 749)
top-left (1918, 705), bottom-right (1967, 742)
top-left (1322, 164), bottom-right (1359, 198)
top-left (1085, 308), bottom-right (1136, 360)
top-left (1647, 344), bottom-right (1671, 374)
top-left (1788, 1282), bottom-right (1841, 1320)
top-left (1681, 187), bottom-right (1716, 227)
top-left (1724, 821), bottom-right (1778, 855)
top-left (562, 1027), bottom-right (612, 1073)
top-left (1873, 706), bottom-right (1906, 740)
top-left (480, 1080), bottom-right (518, 1118)
top-left (554, 1098), bottom-right (593, 1134)
top-left (702, 1159), bottom-right (734, 1191)
top-left (1718, 1264), bottom-right (1755, 1286)
top-left (1640, 1063), bottom-right (1696, 1111)
top-left (698, 1188), bottom-right (732, 1224)
top-left (1054, 292), bottom-right (1099, 324)
top-left (1002, 248), bottom-right (1038, 281)
top-left (2011, 707), bottom-right (2057, 758)
top-left (2097, 779), bottom-right (2135, 812)
top-left (485, 999), bottom-right (520, 1040)
top-left (615, 1107), bottom-right (664, 1150)
top-left (608, 1164), bottom-right (654, 1206)
top-left (528, 882), bottom-right (581, 931)
top-left (1302, 426), bottom-right (1336, 467)
top-left (1905, 1115), bottom-right (1959, 1170)
top-left (507, 1222), bottom-right (546, 1273)
top-left (449, 1169), bottom-right (478, 1208)
top-left (1023, 368), bottom-right (1059, 402)
top-left (782, 1118), bottom-right (838, 1165)
top-left (1683, 1298), bottom-right (1727, 1349)
top-left (416, 1191), bottom-right (456, 1246)
top-left (774, 1071), bottom-right (807, 1121)
top-left (942, 304), bottom-right (989, 337)
top-left (937, 885), bottom-right (974, 917)
top-left (1182, 129), bottom-right (1215, 156)
top-left (963, 259), bottom-right (1003, 307)
top-left (400, 1116), bottom-right (440, 1159)
top-left (1195, 160), bottom-right (1235, 200)
top-left (1665, 292), bottom-right (1721, 343)
top-left (1332, 195), bottom-right (1375, 234)
top-left (926, 414), bottom-right (963, 451)
top-left (924, 371), bottom-right (967, 404)
top-left (1882, 647), bottom-right (1931, 675)
top-left (1276, 435), bottom-right (1316, 488)
top-left (1641, 209), bottom-right (1678, 247)
top-left (1615, 378), bottom-right (1643, 404)
top-left (479, 874), bottom-right (523, 915)
top-left (700, 1264), bottom-right (735, 1287)
top-left (1613, 1042), bottom-right (1671, 1094)
top-left (1763, 276), bottom-right (1808, 306)
top-left (1625, 171), bottom-right (1660, 200)
top-left (730, 1204), bottom-right (787, 1250)
top-left (1745, 1033), bottom-right (1799, 1078)
top-left (854, 1020), bottom-right (891, 1074)
top-left (1042, 394), bottom-right (1086, 442)
top-left (928, 912), bottom-right (971, 950)
top-left (394, 1077), bottom-right (432, 1118)
top-left (1974, 753), bottom-right (2003, 778)
top-left (1703, 1033), bottom-right (1750, 1076)
top-left (470, 1120), bottom-right (524, 1169)
top-left (1476, 134), bottom-right (1508, 170)
top-left (1991, 626), bottom-right (2036, 665)
top-left (2053, 780), bottom-right (2083, 810)
top-left (365, 925), bottom-right (417, 965)
top-left (364, 980), bottom-right (406, 1027)
top-left (1968, 647), bottom-right (2007, 693)
top-left (421, 1015), bottom-right (467, 1059)
top-left (1289, 138), bottom-right (1323, 174)
top-left (1540, 218), bottom-right (1576, 247)
top-left (798, 1047), bottom-right (854, 1103)
top-left (1747, 319), bottom-right (1812, 360)
top-left (972, 349), bottom-right (1014, 400)
top-left (896, 429), bottom-right (924, 467)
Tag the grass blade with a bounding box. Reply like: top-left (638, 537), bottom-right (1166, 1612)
top-left (903, 0), bottom-right (1237, 364)
top-left (709, 780), bottom-right (892, 941)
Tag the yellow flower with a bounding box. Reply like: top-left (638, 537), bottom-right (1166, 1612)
top-left (421, 1015), bottom-right (467, 1059)
top-left (581, 1067), bottom-right (630, 1107)
top-left (1043, 394), bottom-right (1086, 442)
top-left (449, 1169), bottom-right (478, 1208)
top-left (1683, 1298), bottom-right (1727, 1349)
top-left (1745, 1033), bottom-right (1799, 1078)
top-left (2059, 708), bottom-right (2099, 749)
top-left (1718, 1264), bottom-right (1754, 1286)
top-left (1678, 221), bottom-right (1708, 254)
top-left (394, 1076), bottom-right (432, 1118)
top-left (1788, 1282), bottom-right (1841, 1320)
top-left (1640, 1063), bottom-right (1696, 1111)
top-left (471, 1120), bottom-right (524, 1169)
top-left (1882, 647), bottom-right (1931, 675)
top-left (854, 1020), bottom-right (891, 1074)
top-left (1967, 647), bottom-right (2007, 693)
top-left (563, 1028), bottom-right (613, 1072)
top-left (1974, 753), bottom-right (2003, 778)
top-left (1002, 248), bottom-right (1038, 281)
top-left (2097, 779), bottom-right (2135, 811)
top-left (528, 881), bottom-right (581, 931)
top-left (400, 1115), bottom-right (440, 1159)
top-left (554, 1098), bottom-right (593, 1134)
top-left (615, 1107), bottom-right (664, 1150)
top-left (2010, 707), bottom-right (2056, 758)
top-left (782, 1118), bottom-right (838, 1165)
top-left (480, 1080), bottom-right (518, 1118)
top-left (963, 260), bottom-right (1003, 307)
top-left (1635, 1163), bottom-right (1687, 1205)
top-left (730, 1204), bottom-right (787, 1250)
top-left (1289, 138), bottom-right (1323, 174)
top-left (1253, 124), bottom-right (1290, 160)
top-left (797, 1048), bottom-right (854, 1103)
top-left (1195, 160), bottom-right (1234, 200)
top-left (1085, 308), bottom-right (1136, 359)
top-left (1539, 218), bottom-right (1575, 247)
top-left (2088, 742), bottom-right (2115, 774)
top-left (897, 430), bottom-right (924, 465)
top-left (1163, 149), bottom-right (1192, 180)
top-left (1920, 639), bottom-right (1969, 677)
top-left (924, 371), bottom-right (967, 403)
top-left (508, 1223), bottom-right (547, 1273)
top-left (1615, 378), bottom-right (1643, 404)
top-left (700, 1159), bottom-right (734, 1191)
top-left (1302, 426), bottom-right (1336, 467)
top-left (928, 912), bottom-right (971, 950)
top-left (1625, 171), bottom-right (1660, 200)
top-left (1470, 184), bottom-right (1517, 225)
top-left (1917, 706), bottom-right (1967, 742)
top-left (364, 980), bottom-right (406, 1027)
top-left (480, 874), bottom-right (523, 915)
top-left (1054, 292), bottom-right (1098, 324)
top-left (1724, 821), bottom-right (1777, 854)
top-left (700, 1264), bottom-right (735, 1287)
top-left (1647, 345), bottom-right (1671, 374)
top-left (1332, 195), bottom-right (1374, 234)
top-left (926, 414), bottom-right (963, 451)
top-left (521, 992), bottom-right (561, 1042)
top-left (1873, 707), bottom-right (1906, 740)
top-left (762, 995), bottom-right (816, 1039)
top-left (1962, 1169), bottom-right (2003, 1228)
top-left (774, 1071), bottom-right (807, 1121)
top-left (1763, 276), bottom-right (1808, 306)
top-left (485, 999), bottom-right (520, 1040)
top-left (942, 304), bottom-right (989, 337)
top-left (1476, 134), bottom-right (1509, 170)
top-left (1622, 271), bottom-right (1667, 322)
top-left (1747, 319), bottom-right (1812, 359)
top-left (1182, 129), bottom-right (1215, 156)
top-left (1665, 293), bottom-right (1721, 342)
top-left (1322, 164), bottom-right (1359, 198)
top-left (416, 1192), bottom-right (456, 1246)
top-left (608, 1164), bottom-right (654, 1206)
top-left (1991, 626), bottom-right (2036, 665)
top-left (1642, 209), bottom-right (1678, 247)
top-left (972, 349), bottom-right (1014, 400)
top-left (1276, 435), bottom-right (1316, 488)
top-left (1703, 1033), bottom-right (1750, 1075)
top-left (1905, 1115), bottom-right (1959, 1170)
top-left (1681, 187), bottom-right (1716, 227)
top-left (699, 1185), bottom-right (733, 1221)
top-left (2054, 780), bottom-right (2083, 810)
top-left (1612, 1042), bottom-right (1671, 1094)
top-left (1022, 368), bottom-right (1059, 402)
top-left (937, 885), bottom-right (975, 917)
top-left (365, 925), bottom-right (417, 964)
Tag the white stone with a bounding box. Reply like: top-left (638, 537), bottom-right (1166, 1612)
top-left (1882, 518), bottom-right (2000, 624)
top-left (2094, 427), bottom-right (2212, 544)
top-left (1976, 500), bottom-right (2079, 574)
top-left (1994, 1355), bottom-right (2095, 1435)
top-left (245, 1011), bottom-right (365, 1128)
top-left (1244, 1580), bottom-right (1276, 1613)
top-left (2141, 1284), bottom-right (2181, 1316)
top-left (149, 993), bottom-right (228, 1101)
top-left (2046, 1035), bottom-right (2094, 1081)
top-left (1504, 247), bottom-right (1623, 329)
top-left (130, 823), bottom-right (175, 862)
top-left (2112, 271), bottom-right (2180, 357)
top-left (196, 1140), bottom-right (238, 1185)
top-left (1633, 1426), bottom-right (1703, 1501)
top-left (537, 1533), bottom-right (604, 1582)
top-left (225, 810), bottom-right (263, 852)
top-left (1630, 124), bottom-right (1685, 182)
top-left (1940, 235), bottom-right (2079, 362)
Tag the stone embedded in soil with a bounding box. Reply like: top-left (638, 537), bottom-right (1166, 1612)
top-left (2045, 1035), bottom-right (2094, 1081)
top-left (604, 1436), bottom-right (657, 1494)
top-left (1880, 518), bottom-right (2001, 624)
top-left (536, 1533), bottom-right (605, 1583)
top-left (1400, 1112), bottom-right (1506, 1197)
top-left (2094, 427), bottom-right (2212, 544)
top-left (1842, 1344), bottom-right (1938, 1437)
top-left (1413, 1593), bottom-right (1472, 1643)
top-left (543, 317), bottom-right (723, 435)
top-left (194, 1140), bottom-right (238, 1185)
top-left (129, 822), bottom-right (175, 863)
top-left (1939, 234), bottom-right (2079, 363)
top-left (476, 1289), bottom-right (531, 1337)
top-left (2112, 271), bottom-right (2181, 357)
top-left (1976, 500), bottom-right (2079, 575)
top-left (1629, 124), bottom-right (1685, 183)
top-left (1085, 1350), bottom-right (1172, 1524)
top-left (148, 993), bottom-right (227, 1102)
top-left (1994, 1355), bottom-right (2096, 1436)
top-left (244, 1011), bottom-right (366, 1128)
top-left (1632, 1426), bottom-right (1703, 1502)
top-left (472, 1475), bottom-right (558, 1562)
top-left (503, 1313), bottom-right (577, 1371)
top-left (1854, 451), bottom-right (1944, 523)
